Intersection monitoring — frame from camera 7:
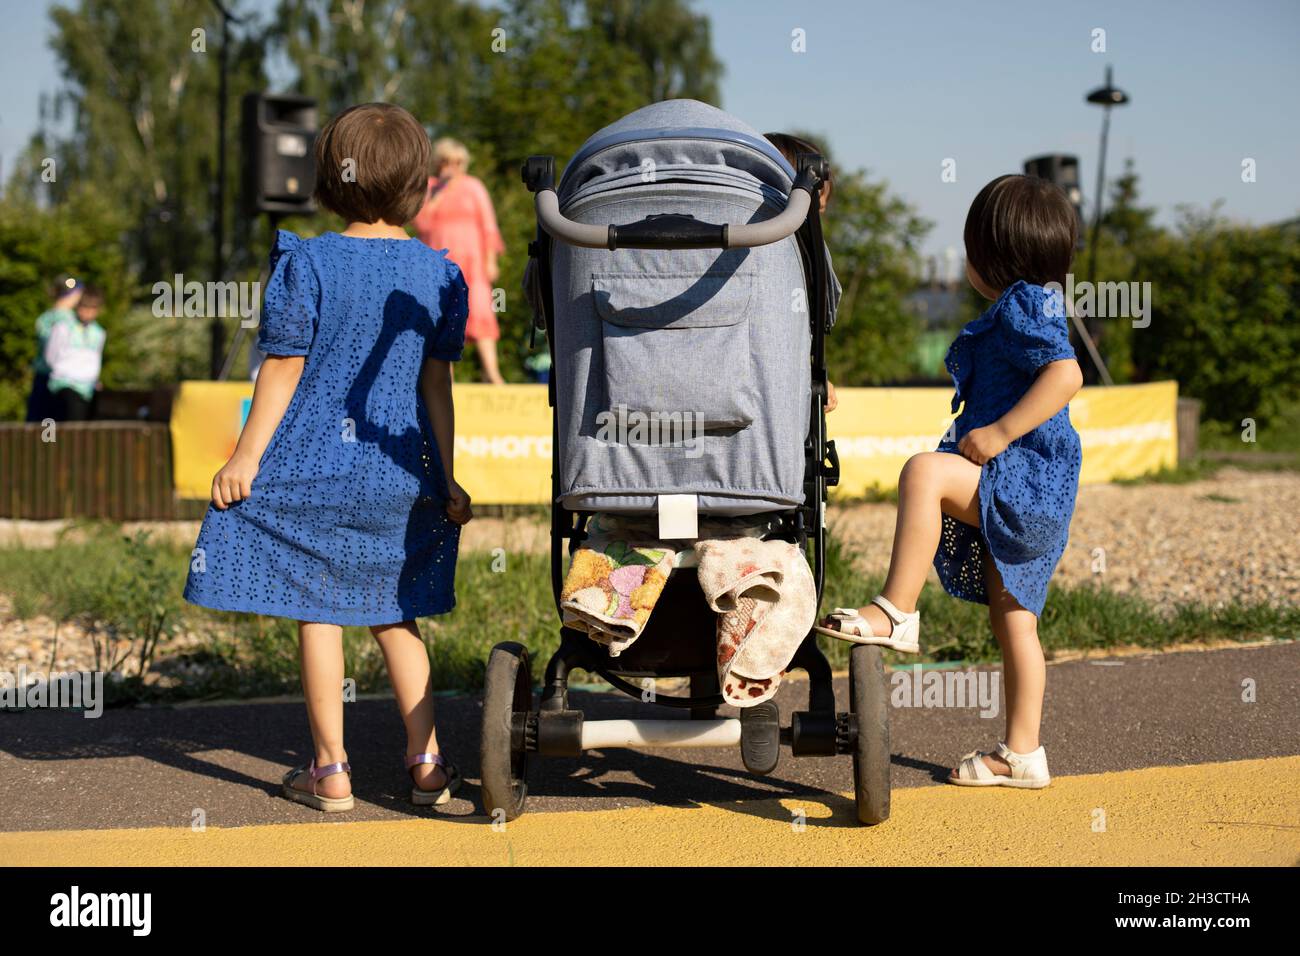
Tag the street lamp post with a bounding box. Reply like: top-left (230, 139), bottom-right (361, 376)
top-left (1082, 64), bottom-right (1129, 385)
top-left (209, 0), bottom-right (243, 379)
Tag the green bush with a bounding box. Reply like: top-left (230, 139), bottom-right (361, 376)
top-left (1131, 210), bottom-right (1300, 425)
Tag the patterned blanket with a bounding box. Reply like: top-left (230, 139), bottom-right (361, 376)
top-left (560, 515), bottom-right (816, 705)
top-left (695, 537), bottom-right (817, 707)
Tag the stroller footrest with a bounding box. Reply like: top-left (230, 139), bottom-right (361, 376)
top-left (740, 701), bottom-right (781, 775)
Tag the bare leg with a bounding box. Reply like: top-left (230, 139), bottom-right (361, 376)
top-left (289, 621), bottom-right (351, 799)
top-left (823, 451), bottom-right (982, 637)
top-left (950, 552), bottom-right (1046, 778)
top-left (475, 338), bottom-right (506, 385)
top-left (370, 621), bottom-right (448, 790)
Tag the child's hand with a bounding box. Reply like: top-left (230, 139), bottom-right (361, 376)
top-left (445, 478), bottom-right (473, 524)
top-left (957, 424), bottom-right (1010, 465)
top-left (211, 454), bottom-right (259, 510)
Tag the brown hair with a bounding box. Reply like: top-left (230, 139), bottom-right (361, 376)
top-left (77, 286), bottom-right (104, 307)
top-left (764, 131), bottom-right (833, 207)
top-left (964, 174), bottom-right (1077, 291)
top-left (313, 103), bottom-right (432, 225)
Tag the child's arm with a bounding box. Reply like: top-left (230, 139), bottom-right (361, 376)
top-left (419, 357), bottom-right (473, 524)
top-left (957, 359), bottom-right (1083, 465)
top-left (43, 321), bottom-right (69, 375)
top-left (210, 355), bottom-right (304, 509)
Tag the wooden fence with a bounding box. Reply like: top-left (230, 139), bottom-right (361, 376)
top-left (0, 422), bottom-right (176, 520)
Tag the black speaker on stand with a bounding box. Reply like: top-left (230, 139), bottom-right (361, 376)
top-left (221, 93), bottom-right (319, 380)
top-left (241, 92), bottom-right (318, 217)
top-left (1023, 152), bottom-right (1112, 385)
top-left (1024, 154), bottom-right (1082, 248)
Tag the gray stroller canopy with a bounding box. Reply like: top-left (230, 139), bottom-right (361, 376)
top-left (557, 99), bottom-right (796, 206)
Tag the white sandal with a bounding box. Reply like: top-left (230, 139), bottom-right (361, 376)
top-left (812, 594), bottom-right (920, 653)
top-left (949, 741), bottom-right (1051, 789)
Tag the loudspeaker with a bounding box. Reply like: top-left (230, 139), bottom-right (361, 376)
top-left (1024, 154), bottom-right (1082, 242)
top-left (241, 93), bottom-right (318, 216)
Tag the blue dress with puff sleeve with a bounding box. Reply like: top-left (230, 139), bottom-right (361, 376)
top-left (184, 230), bottom-right (469, 626)
top-left (934, 280), bottom-right (1082, 616)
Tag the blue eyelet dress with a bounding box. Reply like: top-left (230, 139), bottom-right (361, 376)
top-left (934, 280), bottom-right (1082, 616)
top-left (183, 230), bottom-right (469, 626)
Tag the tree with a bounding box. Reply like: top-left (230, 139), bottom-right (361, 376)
top-left (1131, 207), bottom-right (1300, 425)
top-left (5, 0), bottom-right (935, 398)
top-left (1078, 157), bottom-right (1160, 383)
top-left (9, 0), bottom-right (269, 282)
top-left (820, 163), bottom-right (931, 386)
top-left (267, 0), bottom-right (723, 381)
top-left (1101, 158), bottom-right (1158, 248)
top-left (582, 0), bottom-right (722, 104)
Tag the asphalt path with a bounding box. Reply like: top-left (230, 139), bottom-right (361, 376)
top-left (2, 642), bottom-right (1295, 832)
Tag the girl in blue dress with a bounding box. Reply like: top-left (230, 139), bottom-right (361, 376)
top-left (816, 174), bottom-right (1084, 789)
top-left (184, 103), bottom-right (473, 812)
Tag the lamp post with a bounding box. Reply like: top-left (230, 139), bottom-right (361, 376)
top-left (209, 0), bottom-right (243, 379)
top-left (1081, 65), bottom-right (1129, 385)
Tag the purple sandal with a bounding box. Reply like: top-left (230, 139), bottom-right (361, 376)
top-left (406, 752), bottom-right (461, 806)
top-left (282, 758), bottom-right (354, 813)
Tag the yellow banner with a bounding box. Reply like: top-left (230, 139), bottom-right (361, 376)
top-left (171, 380), bottom-right (1179, 502)
top-left (446, 384), bottom-right (553, 504)
top-left (170, 382), bottom-right (256, 500)
top-left (1070, 381), bottom-right (1179, 485)
top-left (828, 381), bottom-right (1179, 496)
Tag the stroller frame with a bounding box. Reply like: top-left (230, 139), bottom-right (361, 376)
top-left (479, 151), bottom-right (891, 826)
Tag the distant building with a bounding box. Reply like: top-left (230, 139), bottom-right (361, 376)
top-left (905, 249), bottom-right (969, 381)
top-left (909, 248), bottom-right (966, 327)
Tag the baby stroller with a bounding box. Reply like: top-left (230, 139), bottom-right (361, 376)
top-left (480, 100), bottom-right (891, 825)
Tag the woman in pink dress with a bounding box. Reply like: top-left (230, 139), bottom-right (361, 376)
top-left (413, 138), bottom-right (507, 383)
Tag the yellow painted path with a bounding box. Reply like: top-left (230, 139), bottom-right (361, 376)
top-left (6, 756), bottom-right (1298, 867)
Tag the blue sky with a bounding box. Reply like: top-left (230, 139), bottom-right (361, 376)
top-left (3, 0), bottom-right (1297, 258)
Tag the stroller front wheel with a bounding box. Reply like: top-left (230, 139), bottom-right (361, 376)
top-left (480, 642), bottom-right (534, 823)
top-left (849, 643), bottom-right (891, 824)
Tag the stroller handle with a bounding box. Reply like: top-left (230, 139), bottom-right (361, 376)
top-left (522, 154), bottom-right (825, 251)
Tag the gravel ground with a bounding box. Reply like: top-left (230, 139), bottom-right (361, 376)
top-left (830, 466), bottom-right (1300, 611)
top-left (1, 467), bottom-right (1295, 680)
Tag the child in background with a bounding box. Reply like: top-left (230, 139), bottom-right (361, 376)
top-left (184, 103), bottom-right (473, 812)
top-left (44, 285), bottom-right (105, 421)
top-left (764, 131), bottom-right (841, 412)
top-left (816, 175), bottom-right (1084, 789)
top-left (27, 275), bottom-right (82, 422)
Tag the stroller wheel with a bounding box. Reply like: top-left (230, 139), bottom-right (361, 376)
top-left (480, 642), bottom-right (533, 823)
top-left (849, 644), bottom-right (891, 825)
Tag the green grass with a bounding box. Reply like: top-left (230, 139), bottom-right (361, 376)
top-left (0, 523), bottom-right (1293, 703)
top-left (818, 530), bottom-right (1296, 667)
top-left (848, 484), bottom-right (900, 505)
